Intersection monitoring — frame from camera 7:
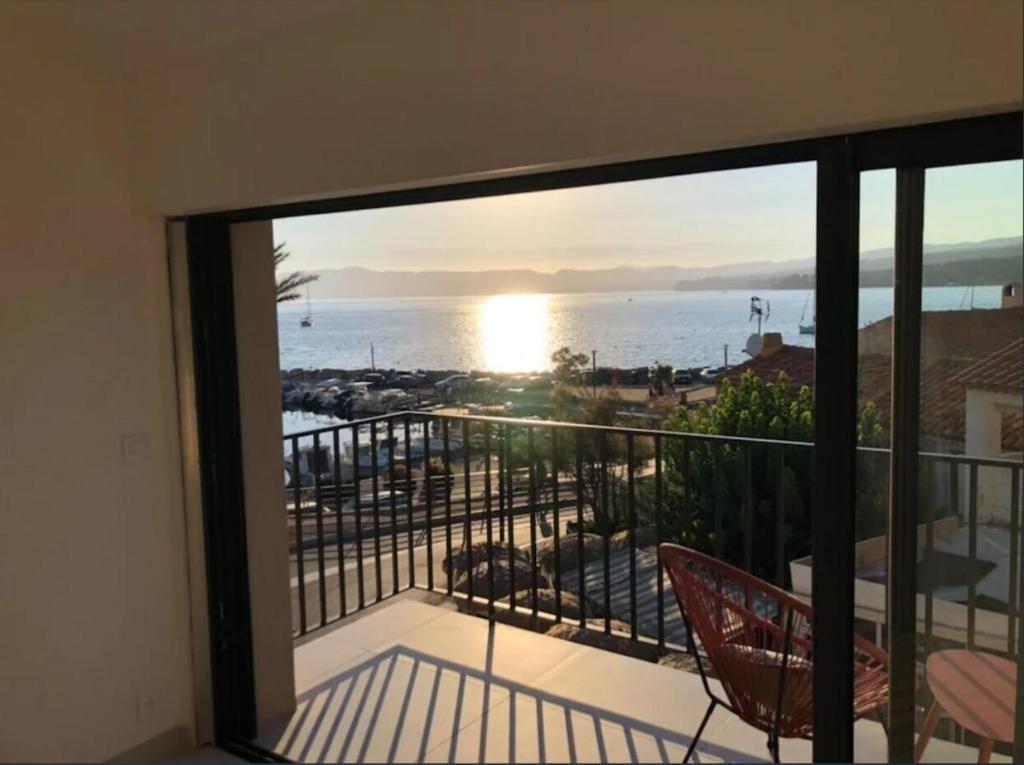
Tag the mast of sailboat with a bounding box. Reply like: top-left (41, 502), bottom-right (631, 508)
top-left (299, 283), bottom-right (314, 327)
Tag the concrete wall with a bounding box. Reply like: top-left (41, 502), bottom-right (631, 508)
top-left (0, 8), bottom-right (195, 762)
top-left (231, 223), bottom-right (297, 727)
top-left (1, 0), bottom-right (1021, 760)
top-left (966, 388), bottom-right (1024, 523)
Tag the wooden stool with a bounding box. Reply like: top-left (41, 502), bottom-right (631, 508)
top-left (914, 649), bottom-right (1016, 763)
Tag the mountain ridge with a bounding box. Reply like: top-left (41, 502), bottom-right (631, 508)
top-left (300, 236), bottom-right (1021, 298)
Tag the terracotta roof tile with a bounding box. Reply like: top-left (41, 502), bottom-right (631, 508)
top-left (723, 331), bottom-right (1021, 448)
top-left (955, 339), bottom-right (1023, 394)
top-left (719, 346), bottom-right (815, 390)
top-left (859, 307), bottom-right (1022, 360)
top-left (863, 357), bottom-right (974, 444)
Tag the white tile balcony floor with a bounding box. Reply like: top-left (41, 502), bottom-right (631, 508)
top-left (259, 598), bottom-right (1002, 763)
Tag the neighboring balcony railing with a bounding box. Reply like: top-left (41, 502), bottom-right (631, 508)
top-left (283, 411), bottom-right (1023, 663)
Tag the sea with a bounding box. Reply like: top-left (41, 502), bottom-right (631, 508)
top-left (277, 286), bottom-right (1003, 375)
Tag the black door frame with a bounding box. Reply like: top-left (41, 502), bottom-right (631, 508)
top-left (182, 112), bottom-right (1022, 761)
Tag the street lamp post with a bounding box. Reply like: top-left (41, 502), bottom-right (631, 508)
top-left (591, 349), bottom-right (597, 398)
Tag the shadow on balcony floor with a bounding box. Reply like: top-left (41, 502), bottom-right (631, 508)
top-left (260, 599), bottom-right (1002, 763)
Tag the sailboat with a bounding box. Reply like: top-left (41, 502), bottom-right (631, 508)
top-left (300, 284), bottom-right (314, 328)
top-left (799, 291), bottom-right (815, 335)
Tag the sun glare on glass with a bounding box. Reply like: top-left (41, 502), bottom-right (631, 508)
top-left (479, 294), bottom-right (551, 373)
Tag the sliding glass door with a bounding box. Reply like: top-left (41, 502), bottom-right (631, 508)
top-left (852, 157), bottom-right (1023, 762)
top-left (184, 114), bottom-right (1021, 761)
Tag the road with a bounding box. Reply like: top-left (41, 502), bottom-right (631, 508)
top-left (289, 501), bottom-right (583, 633)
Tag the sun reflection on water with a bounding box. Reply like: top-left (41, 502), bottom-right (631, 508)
top-left (480, 294), bottom-right (551, 373)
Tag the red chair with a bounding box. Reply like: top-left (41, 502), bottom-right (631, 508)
top-left (659, 543), bottom-right (889, 762)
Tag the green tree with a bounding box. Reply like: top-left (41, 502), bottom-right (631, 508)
top-left (550, 346), bottom-right (589, 385)
top-left (662, 370), bottom-right (814, 581)
top-left (651, 362), bottom-right (674, 395)
top-left (854, 401), bottom-right (890, 539)
top-left (274, 243), bottom-right (319, 303)
top-left (661, 370), bottom-right (889, 582)
top-left (545, 346), bottom-right (653, 535)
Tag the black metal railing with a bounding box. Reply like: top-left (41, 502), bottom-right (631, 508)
top-left (284, 412), bottom-right (1023, 660)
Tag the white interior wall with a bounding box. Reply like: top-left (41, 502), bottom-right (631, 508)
top-left (118, 0), bottom-right (1023, 216)
top-left (1, 0), bottom-right (1021, 761)
top-left (0, 7), bottom-right (195, 762)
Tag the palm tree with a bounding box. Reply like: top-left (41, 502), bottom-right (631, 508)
top-left (274, 243), bottom-right (318, 302)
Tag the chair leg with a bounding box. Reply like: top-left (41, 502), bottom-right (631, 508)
top-left (684, 700), bottom-right (717, 763)
top-left (767, 732), bottom-right (780, 763)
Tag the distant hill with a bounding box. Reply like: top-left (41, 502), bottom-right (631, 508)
top-left (673, 237), bottom-right (1022, 291)
top-left (308, 261), bottom-right (802, 298)
top-left (301, 236), bottom-right (1021, 298)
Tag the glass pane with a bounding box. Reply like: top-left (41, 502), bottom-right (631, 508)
top-left (269, 163), bottom-right (821, 761)
top-left (857, 161), bottom-right (1023, 762)
top-left (854, 167), bottom-right (896, 762)
top-left (912, 160), bottom-right (1023, 763)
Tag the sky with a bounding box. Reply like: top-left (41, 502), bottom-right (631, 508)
top-left (274, 160), bottom-right (1023, 274)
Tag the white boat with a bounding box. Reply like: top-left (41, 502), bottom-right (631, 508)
top-left (799, 291), bottom-right (815, 335)
top-left (300, 284), bottom-right (314, 327)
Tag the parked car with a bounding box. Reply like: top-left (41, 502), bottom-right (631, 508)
top-left (435, 374), bottom-right (472, 392)
top-left (388, 373), bottom-right (420, 388)
top-left (673, 369), bottom-right (693, 386)
top-left (700, 366), bottom-right (726, 382)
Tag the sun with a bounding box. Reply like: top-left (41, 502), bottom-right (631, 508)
top-left (479, 294), bottom-right (551, 373)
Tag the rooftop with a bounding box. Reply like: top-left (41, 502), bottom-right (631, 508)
top-left (957, 338), bottom-right (1024, 394)
top-left (721, 328), bottom-right (1022, 451)
top-left (859, 307), bottom-right (1023, 360)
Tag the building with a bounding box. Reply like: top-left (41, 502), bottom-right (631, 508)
top-left (723, 302), bottom-right (1023, 454)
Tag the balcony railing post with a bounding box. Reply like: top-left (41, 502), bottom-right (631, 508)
top-left (497, 423), bottom-right (506, 543)
top-left (743, 444), bottom-right (753, 574)
top-left (443, 419), bottom-right (453, 596)
top-left (506, 424), bottom-right (516, 613)
top-left (424, 418), bottom-right (433, 591)
top-left (601, 433), bottom-right (611, 635)
top-left (923, 458), bottom-right (935, 641)
top-left (552, 427), bottom-right (562, 623)
top-left (713, 443), bottom-right (724, 561)
top-left (775, 445), bottom-right (786, 588)
top-left (352, 425), bottom-right (365, 609)
top-left (1015, 466), bottom-right (1024, 764)
top-left (1009, 467), bottom-right (1020, 656)
top-left (370, 421), bottom-right (382, 602)
top-left (682, 439), bottom-right (692, 542)
top-left (484, 422), bottom-right (494, 613)
top-left (387, 420), bottom-right (399, 596)
top-left (333, 429), bottom-right (347, 617)
top-left (291, 436), bottom-right (307, 635)
top-left (313, 433), bottom-right (327, 626)
top-left (404, 415), bottom-right (414, 587)
top-left (627, 433), bottom-right (637, 640)
top-left (575, 429), bottom-right (586, 630)
top-left (655, 434), bottom-right (665, 648)
top-left (462, 419), bottom-right (473, 602)
top-left (528, 426), bottom-right (538, 616)
top-left (968, 463), bottom-right (979, 648)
